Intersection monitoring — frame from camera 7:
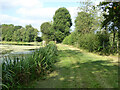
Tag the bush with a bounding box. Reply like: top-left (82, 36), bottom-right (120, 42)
top-left (63, 31), bottom-right (111, 55)
top-left (63, 32), bottom-right (78, 45)
top-left (49, 41), bottom-right (56, 44)
top-left (77, 33), bottom-right (100, 52)
top-left (2, 43), bottom-right (58, 89)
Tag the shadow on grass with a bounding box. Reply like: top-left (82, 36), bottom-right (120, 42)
top-left (58, 49), bottom-right (83, 58)
top-left (32, 49), bottom-right (118, 88)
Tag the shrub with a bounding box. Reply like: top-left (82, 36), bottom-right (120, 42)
top-left (63, 31), bottom-right (111, 55)
top-left (63, 32), bottom-right (78, 45)
top-left (49, 41), bottom-right (56, 44)
top-left (77, 33), bottom-right (100, 52)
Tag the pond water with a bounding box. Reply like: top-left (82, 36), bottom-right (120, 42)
top-left (0, 43), bottom-right (34, 46)
top-left (0, 49), bottom-right (35, 62)
top-left (10, 50), bottom-right (34, 54)
top-left (0, 44), bottom-right (41, 63)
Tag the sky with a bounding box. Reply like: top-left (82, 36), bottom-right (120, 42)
top-left (0, 0), bottom-right (102, 36)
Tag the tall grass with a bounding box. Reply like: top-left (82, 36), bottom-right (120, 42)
top-left (2, 43), bottom-right (58, 89)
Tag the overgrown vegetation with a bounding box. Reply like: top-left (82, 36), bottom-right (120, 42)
top-left (2, 43), bottom-right (58, 89)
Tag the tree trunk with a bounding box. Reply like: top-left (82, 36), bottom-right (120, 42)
top-left (112, 29), bottom-right (116, 53)
top-left (118, 28), bottom-right (120, 56)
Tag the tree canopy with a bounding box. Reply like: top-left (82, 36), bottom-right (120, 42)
top-left (40, 22), bottom-right (54, 43)
top-left (99, 2), bottom-right (120, 53)
top-left (52, 7), bottom-right (72, 42)
top-left (2, 24), bottom-right (39, 42)
top-left (63, 1), bottom-right (117, 55)
top-left (75, 11), bottom-right (95, 34)
top-left (75, 1), bottom-right (100, 34)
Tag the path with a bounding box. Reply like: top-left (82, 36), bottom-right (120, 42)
top-left (29, 44), bottom-right (118, 88)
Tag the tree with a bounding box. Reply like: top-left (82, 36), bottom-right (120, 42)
top-left (2, 24), bottom-right (9, 41)
top-left (75, 0), bottom-right (101, 34)
top-left (75, 11), bottom-right (95, 34)
top-left (5, 24), bottom-right (15, 41)
top-left (40, 22), bottom-right (53, 43)
top-left (0, 24), bottom-right (1, 41)
top-left (36, 37), bottom-right (42, 42)
top-left (12, 29), bottom-right (21, 41)
top-left (14, 25), bottom-right (22, 31)
top-left (2, 24), bottom-right (39, 42)
top-left (99, 2), bottom-right (120, 53)
top-left (25, 24), bottom-right (38, 42)
top-left (52, 7), bottom-right (72, 42)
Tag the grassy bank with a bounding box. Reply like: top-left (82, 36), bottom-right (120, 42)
top-left (0, 41), bottom-right (42, 46)
top-left (2, 42), bottom-right (58, 89)
top-left (29, 44), bottom-right (118, 88)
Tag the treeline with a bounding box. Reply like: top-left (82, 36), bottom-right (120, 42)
top-left (2, 24), bottom-right (42, 42)
top-left (40, 7), bottom-right (72, 43)
top-left (63, 2), bottom-right (119, 55)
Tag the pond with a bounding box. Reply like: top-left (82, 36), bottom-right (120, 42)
top-left (0, 44), bottom-right (41, 62)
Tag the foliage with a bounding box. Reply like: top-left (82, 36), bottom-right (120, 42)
top-left (63, 1), bottom-right (118, 55)
top-left (99, 2), bottom-right (120, 28)
top-left (49, 41), bottom-right (56, 45)
top-left (2, 24), bottom-right (39, 42)
top-left (98, 2), bottom-right (120, 54)
top-left (41, 22), bottom-right (52, 34)
top-left (2, 24), bottom-right (15, 41)
top-left (62, 32), bottom-right (76, 45)
top-left (75, 11), bottom-right (95, 34)
top-left (75, 0), bottom-right (100, 34)
top-left (40, 22), bottom-right (53, 43)
top-left (52, 7), bottom-right (72, 43)
top-left (2, 43), bottom-right (58, 89)
top-left (36, 37), bottom-right (42, 42)
top-left (63, 31), bottom-right (111, 55)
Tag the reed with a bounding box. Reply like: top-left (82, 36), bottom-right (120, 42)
top-left (2, 43), bottom-right (58, 89)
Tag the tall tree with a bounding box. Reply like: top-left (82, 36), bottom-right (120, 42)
top-left (75, 0), bottom-right (100, 34)
top-left (52, 7), bottom-right (72, 42)
top-left (99, 2), bottom-right (120, 53)
top-left (75, 11), bottom-right (95, 34)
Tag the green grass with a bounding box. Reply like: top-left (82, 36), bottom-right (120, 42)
top-left (29, 44), bottom-right (118, 88)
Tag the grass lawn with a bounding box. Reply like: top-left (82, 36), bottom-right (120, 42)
top-left (28, 44), bottom-right (118, 88)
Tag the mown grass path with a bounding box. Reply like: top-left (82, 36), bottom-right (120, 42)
top-left (30, 44), bottom-right (118, 88)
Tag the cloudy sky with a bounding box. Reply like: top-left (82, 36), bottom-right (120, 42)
top-left (0, 0), bottom-right (102, 34)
